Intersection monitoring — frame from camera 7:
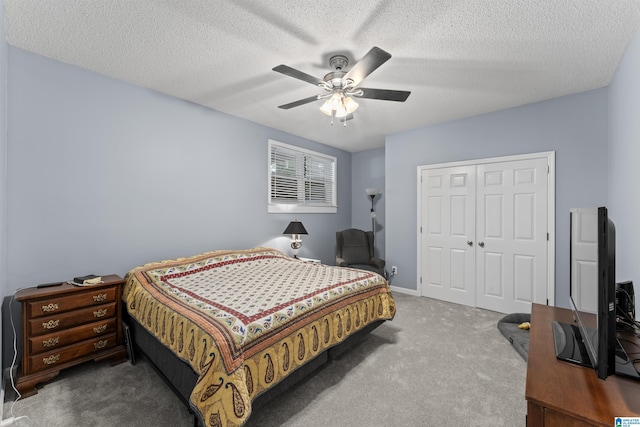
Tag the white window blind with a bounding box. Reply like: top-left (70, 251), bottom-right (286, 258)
top-left (268, 140), bottom-right (337, 213)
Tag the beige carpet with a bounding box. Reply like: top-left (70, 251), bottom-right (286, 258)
top-left (3, 293), bottom-right (527, 426)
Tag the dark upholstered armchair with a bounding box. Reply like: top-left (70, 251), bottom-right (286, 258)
top-left (335, 228), bottom-right (385, 277)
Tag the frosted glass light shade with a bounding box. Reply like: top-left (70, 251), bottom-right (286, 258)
top-left (320, 93), bottom-right (359, 117)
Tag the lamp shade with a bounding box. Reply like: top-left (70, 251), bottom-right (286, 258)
top-left (320, 93), bottom-right (359, 118)
top-left (283, 221), bottom-right (308, 235)
top-left (365, 188), bottom-right (379, 196)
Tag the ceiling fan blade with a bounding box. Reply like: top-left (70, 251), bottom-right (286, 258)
top-left (340, 113), bottom-right (354, 122)
top-left (273, 65), bottom-right (324, 86)
top-left (277, 95), bottom-right (320, 109)
top-left (357, 87), bottom-right (411, 102)
top-left (344, 47), bottom-right (392, 86)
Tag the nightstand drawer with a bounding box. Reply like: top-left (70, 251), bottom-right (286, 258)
top-left (29, 318), bottom-right (117, 354)
top-left (29, 302), bottom-right (116, 336)
top-left (27, 287), bottom-right (117, 318)
top-left (28, 333), bottom-right (117, 373)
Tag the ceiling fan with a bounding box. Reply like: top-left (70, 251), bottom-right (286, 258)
top-left (273, 47), bottom-right (411, 125)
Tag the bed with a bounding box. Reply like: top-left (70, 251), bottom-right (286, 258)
top-left (122, 247), bottom-right (396, 427)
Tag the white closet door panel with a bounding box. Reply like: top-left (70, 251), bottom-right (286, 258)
top-left (476, 157), bottom-right (548, 313)
top-left (420, 166), bottom-right (475, 307)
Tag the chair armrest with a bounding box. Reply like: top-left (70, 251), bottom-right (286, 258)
top-left (370, 257), bottom-right (385, 269)
top-left (336, 257), bottom-right (348, 267)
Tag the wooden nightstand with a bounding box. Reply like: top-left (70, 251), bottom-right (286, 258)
top-left (15, 274), bottom-right (127, 397)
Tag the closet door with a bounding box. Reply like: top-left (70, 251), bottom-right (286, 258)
top-left (420, 166), bottom-right (476, 307)
top-left (419, 153), bottom-right (552, 313)
top-left (475, 158), bottom-right (549, 313)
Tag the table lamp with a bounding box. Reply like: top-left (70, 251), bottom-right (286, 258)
top-left (283, 220), bottom-right (308, 258)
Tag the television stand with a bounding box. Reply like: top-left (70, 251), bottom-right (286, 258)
top-left (526, 304), bottom-right (640, 426)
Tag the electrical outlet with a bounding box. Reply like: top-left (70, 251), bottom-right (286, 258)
top-left (391, 266), bottom-right (398, 275)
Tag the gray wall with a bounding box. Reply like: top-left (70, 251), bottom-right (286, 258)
top-left (5, 47), bottom-right (352, 291)
top-left (385, 89), bottom-right (609, 309)
top-left (351, 147), bottom-right (385, 261)
top-left (3, 20), bottom-right (640, 373)
top-left (0, 0), bottom-right (9, 374)
top-left (609, 24), bottom-right (640, 316)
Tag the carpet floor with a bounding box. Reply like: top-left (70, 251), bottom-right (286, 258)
top-left (3, 293), bottom-right (527, 426)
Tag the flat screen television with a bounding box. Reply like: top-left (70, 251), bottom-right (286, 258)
top-left (552, 207), bottom-right (639, 380)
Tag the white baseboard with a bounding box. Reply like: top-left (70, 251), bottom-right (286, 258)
top-left (389, 285), bottom-right (419, 296)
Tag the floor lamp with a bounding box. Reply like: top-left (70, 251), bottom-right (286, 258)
top-left (365, 188), bottom-right (379, 254)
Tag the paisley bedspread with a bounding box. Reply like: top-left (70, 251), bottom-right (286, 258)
top-left (122, 247), bottom-right (396, 427)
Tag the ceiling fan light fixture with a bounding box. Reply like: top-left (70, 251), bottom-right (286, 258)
top-left (320, 93), bottom-right (359, 118)
top-left (320, 93), bottom-right (343, 116)
top-left (319, 100), bottom-right (335, 116)
top-left (343, 96), bottom-right (359, 114)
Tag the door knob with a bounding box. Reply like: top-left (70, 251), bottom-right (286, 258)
top-left (478, 241), bottom-right (485, 248)
top-left (467, 241), bottom-right (473, 246)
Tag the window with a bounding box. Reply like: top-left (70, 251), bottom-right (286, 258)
top-left (268, 140), bottom-right (337, 213)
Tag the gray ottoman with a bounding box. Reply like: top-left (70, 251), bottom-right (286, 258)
top-left (497, 313), bottom-right (531, 361)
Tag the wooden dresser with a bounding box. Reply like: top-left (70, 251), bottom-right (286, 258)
top-left (525, 303), bottom-right (640, 426)
top-left (15, 274), bottom-right (127, 396)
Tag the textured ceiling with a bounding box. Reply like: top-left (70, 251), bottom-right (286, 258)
top-left (5, 1), bottom-right (640, 152)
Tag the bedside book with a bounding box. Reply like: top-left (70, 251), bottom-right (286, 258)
top-left (70, 274), bottom-right (103, 286)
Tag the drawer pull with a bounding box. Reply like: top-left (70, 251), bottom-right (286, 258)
top-left (93, 324), bottom-right (107, 334)
top-left (43, 354), bottom-right (60, 365)
top-left (93, 293), bottom-right (107, 303)
top-left (41, 303), bottom-right (59, 313)
top-left (94, 339), bottom-right (108, 349)
top-left (43, 337), bottom-right (60, 348)
top-left (42, 320), bottom-right (60, 330)
top-left (93, 309), bottom-right (108, 318)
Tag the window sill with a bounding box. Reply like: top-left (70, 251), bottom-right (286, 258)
top-left (268, 205), bottom-right (337, 214)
